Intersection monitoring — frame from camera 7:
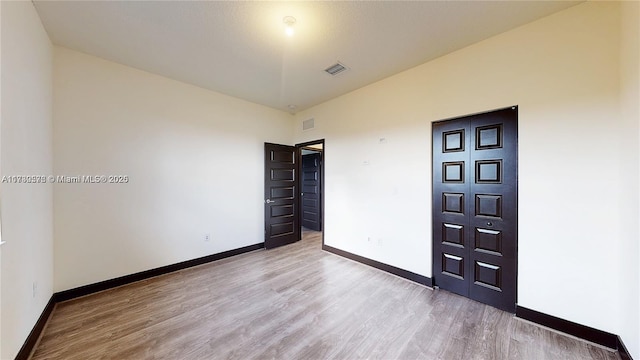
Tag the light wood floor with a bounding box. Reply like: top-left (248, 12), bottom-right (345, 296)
top-left (31, 230), bottom-right (620, 360)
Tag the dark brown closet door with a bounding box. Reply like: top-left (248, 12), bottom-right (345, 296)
top-left (433, 107), bottom-right (517, 312)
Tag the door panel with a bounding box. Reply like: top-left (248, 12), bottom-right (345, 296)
top-left (301, 153), bottom-right (321, 231)
top-left (265, 143), bottom-right (299, 249)
top-left (433, 107), bottom-right (517, 312)
top-left (433, 118), bottom-right (472, 297)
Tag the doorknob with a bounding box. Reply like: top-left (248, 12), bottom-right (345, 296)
top-left (265, 199), bottom-right (275, 204)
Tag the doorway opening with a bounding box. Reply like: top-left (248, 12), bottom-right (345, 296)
top-left (297, 140), bottom-right (324, 247)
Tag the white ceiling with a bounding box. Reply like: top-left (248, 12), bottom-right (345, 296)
top-left (33, 1), bottom-right (581, 113)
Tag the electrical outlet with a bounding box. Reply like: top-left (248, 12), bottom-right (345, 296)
top-left (204, 233), bottom-right (211, 242)
top-left (32, 282), bottom-right (37, 298)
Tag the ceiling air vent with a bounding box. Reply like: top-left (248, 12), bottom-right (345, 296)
top-left (302, 118), bottom-right (315, 131)
top-left (324, 62), bottom-right (348, 76)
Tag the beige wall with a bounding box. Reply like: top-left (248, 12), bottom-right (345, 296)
top-left (619, 1), bottom-right (640, 357)
top-left (0, 1), bottom-right (54, 358)
top-left (295, 2), bottom-right (637, 355)
top-left (53, 47), bottom-right (294, 291)
top-left (1, 3), bottom-right (3, 355)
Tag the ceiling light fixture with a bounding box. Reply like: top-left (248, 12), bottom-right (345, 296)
top-left (283, 16), bottom-right (296, 37)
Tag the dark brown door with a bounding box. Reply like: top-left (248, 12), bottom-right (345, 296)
top-left (301, 152), bottom-right (322, 231)
top-left (432, 107), bottom-right (517, 312)
top-left (264, 143), bottom-right (299, 249)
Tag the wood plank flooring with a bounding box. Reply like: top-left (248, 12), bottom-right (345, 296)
top-left (31, 230), bottom-right (620, 360)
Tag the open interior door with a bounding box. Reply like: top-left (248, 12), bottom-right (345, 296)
top-left (264, 143), bottom-right (299, 249)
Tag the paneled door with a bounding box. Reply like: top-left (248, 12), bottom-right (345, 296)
top-left (301, 153), bottom-right (322, 231)
top-left (432, 107), bottom-right (518, 312)
top-left (264, 143), bottom-right (299, 249)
